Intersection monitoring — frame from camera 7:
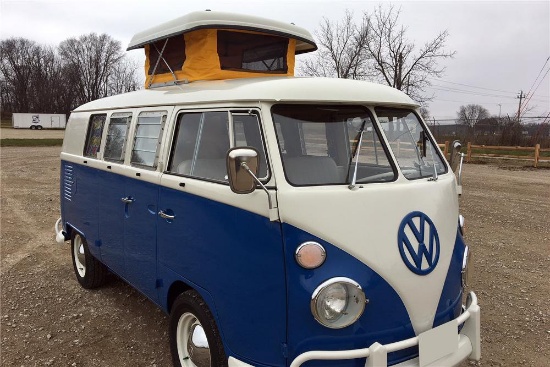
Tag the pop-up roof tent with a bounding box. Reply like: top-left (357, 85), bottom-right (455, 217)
top-left (127, 10), bottom-right (318, 88)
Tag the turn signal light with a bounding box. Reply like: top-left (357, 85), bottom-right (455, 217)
top-left (295, 242), bottom-right (326, 269)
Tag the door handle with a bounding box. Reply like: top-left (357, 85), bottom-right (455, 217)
top-left (158, 210), bottom-right (175, 220)
top-left (121, 197), bottom-right (134, 204)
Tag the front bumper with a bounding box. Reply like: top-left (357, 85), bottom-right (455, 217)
top-left (290, 291), bottom-right (480, 367)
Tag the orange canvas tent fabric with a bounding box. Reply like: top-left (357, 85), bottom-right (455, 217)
top-left (144, 29), bottom-right (297, 88)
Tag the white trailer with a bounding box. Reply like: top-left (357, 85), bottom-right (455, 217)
top-left (12, 113), bottom-right (67, 129)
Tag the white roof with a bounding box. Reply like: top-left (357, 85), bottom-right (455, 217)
top-left (127, 10), bottom-right (317, 54)
top-left (74, 77), bottom-right (418, 112)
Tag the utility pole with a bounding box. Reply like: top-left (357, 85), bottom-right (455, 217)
top-left (517, 90), bottom-right (524, 122)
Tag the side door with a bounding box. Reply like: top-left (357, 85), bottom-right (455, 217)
top-left (97, 112), bottom-right (133, 277)
top-left (123, 109), bottom-right (172, 302)
top-left (157, 109), bottom-right (287, 366)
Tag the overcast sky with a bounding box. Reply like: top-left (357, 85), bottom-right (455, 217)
top-left (1, 0), bottom-right (549, 122)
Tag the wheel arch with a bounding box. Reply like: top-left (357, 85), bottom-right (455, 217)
top-left (167, 280), bottom-right (193, 313)
top-left (65, 223), bottom-right (76, 240)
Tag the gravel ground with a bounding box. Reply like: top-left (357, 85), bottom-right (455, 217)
top-left (1, 146), bottom-right (549, 367)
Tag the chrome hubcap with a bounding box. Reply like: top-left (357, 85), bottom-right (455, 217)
top-left (73, 235), bottom-right (86, 277)
top-left (176, 312), bottom-right (211, 367)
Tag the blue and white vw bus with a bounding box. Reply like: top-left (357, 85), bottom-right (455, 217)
top-left (55, 10), bottom-right (480, 367)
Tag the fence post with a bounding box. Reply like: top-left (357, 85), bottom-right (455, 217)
top-left (467, 142), bottom-right (472, 163)
top-left (534, 144), bottom-right (540, 168)
top-left (444, 141), bottom-right (449, 159)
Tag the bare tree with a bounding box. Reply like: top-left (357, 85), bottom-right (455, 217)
top-left (298, 6), bottom-right (455, 104)
top-left (30, 46), bottom-right (69, 113)
top-left (108, 57), bottom-right (141, 95)
top-left (457, 104), bottom-right (490, 127)
top-left (0, 38), bottom-right (41, 113)
top-left (1, 35), bottom-right (141, 118)
top-left (58, 33), bottom-right (125, 104)
top-left (299, 10), bottom-right (372, 79)
top-left (419, 107), bottom-right (430, 121)
top-left (366, 5), bottom-right (455, 103)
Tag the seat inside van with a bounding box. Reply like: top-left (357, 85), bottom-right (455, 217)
top-left (176, 117), bottom-right (230, 181)
top-left (283, 155), bottom-right (340, 185)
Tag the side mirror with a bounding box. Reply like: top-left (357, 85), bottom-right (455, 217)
top-left (449, 140), bottom-right (462, 172)
top-left (226, 147), bottom-right (260, 194)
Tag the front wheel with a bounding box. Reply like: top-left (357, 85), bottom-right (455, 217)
top-left (71, 232), bottom-right (107, 289)
top-left (169, 290), bottom-right (227, 367)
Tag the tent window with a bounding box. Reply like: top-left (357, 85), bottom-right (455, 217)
top-left (217, 31), bottom-right (288, 73)
top-left (148, 35), bottom-right (186, 75)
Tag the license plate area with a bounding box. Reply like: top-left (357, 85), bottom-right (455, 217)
top-left (418, 320), bottom-right (458, 367)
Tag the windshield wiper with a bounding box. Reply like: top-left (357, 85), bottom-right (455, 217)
top-left (348, 125), bottom-right (366, 190)
top-left (428, 144), bottom-right (439, 181)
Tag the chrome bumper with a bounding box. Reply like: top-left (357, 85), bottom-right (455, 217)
top-left (290, 291), bottom-right (481, 367)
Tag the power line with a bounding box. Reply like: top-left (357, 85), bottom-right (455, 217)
top-left (520, 65), bottom-right (550, 117)
top-left (524, 56), bottom-right (550, 101)
top-left (434, 98), bottom-right (517, 105)
top-left (430, 85), bottom-right (517, 99)
top-left (430, 77), bottom-right (549, 100)
top-left (431, 116), bottom-right (549, 122)
top-left (430, 84), bottom-right (549, 102)
top-left (431, 78), bottom-right (518, 94)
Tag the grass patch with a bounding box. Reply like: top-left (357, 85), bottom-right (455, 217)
top-left (0, 138), bottom-right (63, 147)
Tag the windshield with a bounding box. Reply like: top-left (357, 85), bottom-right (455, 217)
top-left (272, 104), bottom-right (396, 186)
top-left (375, 107), bottom-right (446, 179)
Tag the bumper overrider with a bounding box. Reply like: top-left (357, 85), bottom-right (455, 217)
top-left (290, 291), bottom-right (480, 367)
top-left (55, 217), bottom-right (69, 244)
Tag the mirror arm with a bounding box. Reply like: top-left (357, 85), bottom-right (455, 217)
top-left (457, 153), bottom-right (465, 186)
top-left (456, 152), bottom-right (465, 195)
top-left (241, 162), bottom-right (279, 221)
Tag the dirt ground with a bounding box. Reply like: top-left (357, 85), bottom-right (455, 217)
top-left (1, 146), bottom-right (549, 367)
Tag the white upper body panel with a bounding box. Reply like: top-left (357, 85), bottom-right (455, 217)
top-left (73, 77), bottom-right (418, 112)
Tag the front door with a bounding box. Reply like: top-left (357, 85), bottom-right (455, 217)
top-left (156, 109), bottom-right (287, 366)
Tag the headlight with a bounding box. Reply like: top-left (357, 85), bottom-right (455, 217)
top-left (462, 246), bottom-right (472, 287)
top-left (310, 277), bottom-right (367, 329)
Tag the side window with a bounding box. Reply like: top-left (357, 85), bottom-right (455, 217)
top-left (169, 111), bottom-right (230, 181)
top-left (104, 112), bottom-right (131, 162)
top-left (84, 114), bottom-right (106, 158)
top-left (168, 111), bottom-right (269, 182)
top-left (232, 113), bottom-right (269, 179)
top-left (131, 111), bottom-right (166, 168)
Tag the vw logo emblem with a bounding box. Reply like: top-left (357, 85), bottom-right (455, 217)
top-left (397, 211), bottom-right (440, 275)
